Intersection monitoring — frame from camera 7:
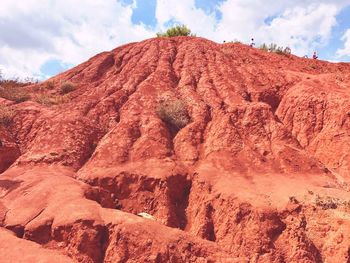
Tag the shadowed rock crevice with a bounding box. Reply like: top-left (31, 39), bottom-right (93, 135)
top-left (0, 128), bottom-right (21, 173)
top-left (92, 53), bottom-right (116, 81)
top-left (84, 170), bottom-right (192, 229)
top-left (24, 221), bottom-right (53, 244)
top-left (0, 179), bottom-right (22, 197)
top-left (6, 224), bottom-right (24, 238)
top-left (165, 174), bottom-right (192, 229)
top-left (257, 91), bottom-right (282, 112)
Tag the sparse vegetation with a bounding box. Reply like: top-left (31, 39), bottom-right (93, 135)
top-left (314, 194), bottom-right (350, 210)
top-left (44, 81), bottom-right (55, 90)
top-left (156, 25), bottom-right (195, 37)
top-left (223, 40), bottom-right (241, 44)
top-left (0, 105), bottom-right (15, 127)
top-left (157, 98), bottom-right (190, 133)
top-left (259, 43), bottom-right (291, 56)
top-left (0, 85), bottom-right (31, 103)
top-left (35, 94), bottom-right (68, 106)
top-left (33, 81), bottom-right (56, 93)
top-left (0, 71), bottom-right (34, 103)
top-left (59, 81), bottom-right (76, 95)
top-left (0, 76), bottom-right (32, 103)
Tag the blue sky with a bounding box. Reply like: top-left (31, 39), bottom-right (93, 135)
top-left (322, 4), bottom-right (350, 59)
top-left (1, 0), bottom-right (350, 80)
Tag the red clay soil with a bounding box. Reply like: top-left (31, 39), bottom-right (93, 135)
top-left (1, 37), bottom-right (350, 262)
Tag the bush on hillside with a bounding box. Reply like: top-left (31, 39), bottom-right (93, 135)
top-left (259, 43), bottom-right (291, 55)
top-left (0, 84), bottom-right (31, 103)
top-left (259, 43), bottom-right (269, 51)
top-left (0, 105), bottom-right (15, 127)
top-left (44, 81), bottom-right (55, 90)
top-left (157, 98), bottom-right (190, 134)
top-left (59, 81), bottom-right (76, 94)
top-left (35, 94), bottom-right (68, 106)
top-left (156, 25), bottom-right (195, 37)
top-left (0, 72), bottom-right (33, 103)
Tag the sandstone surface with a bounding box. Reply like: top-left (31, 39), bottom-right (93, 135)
top-left (1, 37), bottom-right (350, 262)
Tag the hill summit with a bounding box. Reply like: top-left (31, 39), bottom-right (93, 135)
top-left (1, 37), bottom-right (350, 262)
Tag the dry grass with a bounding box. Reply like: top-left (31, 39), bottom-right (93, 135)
top-left (314, 194), bottom-right (350, 210)
top-left (0, 105), bottom-right (15, 127)
top-left (157, 98), bottom-right (190, 133)
top-left (35, 94), bottom-right (69, 106)
top-left (44, 81), bottom-right (55, 90)
top-left (33, 81), bottom-right (56, 92)
top-left (59, 81), bottom-right (76, 95)
top-left (259, 43), bottom-right (291, 56)
top-left (0, 84), bottom-right (31, 103)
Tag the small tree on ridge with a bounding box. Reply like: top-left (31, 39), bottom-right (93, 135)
top-left (156, 25), bottom-right (195, 37)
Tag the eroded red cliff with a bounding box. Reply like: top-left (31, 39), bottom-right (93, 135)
top-left (1, 37), bottom-right (350, 262)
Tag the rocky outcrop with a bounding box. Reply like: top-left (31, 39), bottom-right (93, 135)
top-left (1, 37), bottom-right (350, 262)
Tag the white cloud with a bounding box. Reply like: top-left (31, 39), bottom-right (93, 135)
top-left (156, 0), bottom-right (350, 56)
top-left (337, 29), bottom-right (350, 58)
top-left (258, 3), bottom-right (339, 55)
top-left (155, 0), bottom-right (218, 35)
top-left (0, 0), bottom-right (154, 79)
top-left (1, 0), bottom-right (350, 79)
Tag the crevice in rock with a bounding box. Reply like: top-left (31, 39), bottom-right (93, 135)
top-left (99, 225), bottom-right (110, 263)
top-left (84, 171), bottom-right (193, 230)
top-left (78, 140), bottom-right (99, 169)
top-left (258, 91), bottom-right (282, 113)
top-left (24, 220), bottom-right (53, 244)
top-left (267, 216), bottom-right (287, 244)
top-left (84, 185), bottom-right (120, 209)
top-left (0, 179), bottom-right (22, 198)
top-left (25, 208), bottom-right (45, 226)
top-left (6, 224), bottom-right (24, 238)
top-left (166, 174), bottom-right (192, 229)
top-left (0, 206), bottom-right (8, 226)
top-left (92, 53), bottom-right (115, 82)
top-left (201, 203), bottom-right (216, 241)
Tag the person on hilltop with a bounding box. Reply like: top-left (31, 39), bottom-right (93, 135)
top-left (312, 51), bottom-right (318, 59)
top-left (250, 38), bottom-right (255, 47)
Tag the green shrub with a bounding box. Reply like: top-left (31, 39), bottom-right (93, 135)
top-left (0, 105), bottom-right (15, 127)
top-left (157, 25), bottom-right (195, 37)
top-left (157, 98), bottom-right (190, 133)
top-left (59, 81), bottom-right (76, 94)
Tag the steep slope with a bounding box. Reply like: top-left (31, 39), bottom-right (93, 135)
top-left (1, 37), bottom-right (350, 262)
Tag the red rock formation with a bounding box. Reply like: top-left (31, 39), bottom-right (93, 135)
top-left (1, 37), bottom-right (350, 262)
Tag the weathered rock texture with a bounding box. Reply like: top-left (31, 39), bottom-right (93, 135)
top-left (1, 37), bottom-right (350, 262)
